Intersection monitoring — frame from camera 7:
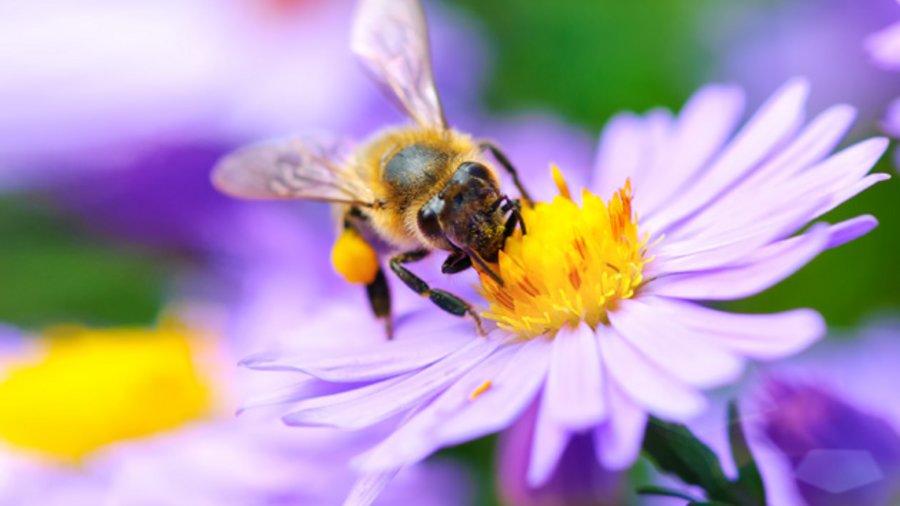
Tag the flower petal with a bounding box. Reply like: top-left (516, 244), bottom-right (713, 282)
top-left (649, 140), bottom-right (886, 278)
top-left (764, 138), bottom-right (888, 225)
top-left (741, 104), bottom-right (856, 187)
top-left (813, 172), bottom-right (891, 220)
top-left (638, 84), bottom-right (746, 216)
top-left (648, 223), bottom-right (830, 301)
top-left (344, 470), bottom-right (400, 506)
top-left (240, 328), bottom-right (471, 382)
top-left (825, 215), bottom-right (878, 249)
top-left (629, 109), bottom-right (675, 203)
top-left (356, 338), bottom-right (550, 472)
top-left (593, 381), bottom-right (648, 469)
top-left (650, 195), bottom-right (821, 275)
top-left (866, 20), bottom-right (900, 70)
top-left (437, 337), bottom-right (551, 444)
top-left (240, 378), bottom-right (354, 413)
top-left (664, 104), bottom-right (859, 243)
top-left (609, 299), bottom-right (744, 388)
top-left (527, 394), bottom-right (571, 487)
top-left (590, 113), bottom-right (646, 200)
top-left (643, 296), bottom-right (824, 360)
top-left (544, 322), bottom-right (608, 430)
top-left (646, 78), bottom-right (809, 234)
top-left (282, 337), bottom-right (500, 429)
top-left (884, 98), bottom-right (900, 137)
top-left (282, 373), bottom-right (413, 428)
top-left (600, 326), bottom-right (706, 420)
top-left (749, 138), bottom-right (887, 229)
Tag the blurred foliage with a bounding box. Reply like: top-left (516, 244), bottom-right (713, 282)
top-left (449, 0), bottom-right (718, 130)
top-left (0, 195), bottom-right (166, 329)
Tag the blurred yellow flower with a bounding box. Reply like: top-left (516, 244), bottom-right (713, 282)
top-left (0, 322), bottom-right (212, 462)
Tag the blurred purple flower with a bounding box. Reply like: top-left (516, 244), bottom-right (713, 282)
top-left (732, 320), bottom-right (900, 506)
top-left (244, 79), bottom-right (887, 505)
top-left (761, 381), bottom-right (900, 506)
top-left (707, 0), bottom-right (900, 130)
top-left (0, 0), bottom-right (484, 255)
top-left (0, 0), bottom-right (432, 172)
top-left (53, 143), bottom-right (239, 253)
top-left (867, 9), bottom-right (900, 72)
top-left (0, 422), bottom-right (471, 506)
top-left (866, 1), bottom-right (900, 160)
top-left (885, 99), bottom-right (900, 138)
top-left (497, 401), bottom-right (625, 506)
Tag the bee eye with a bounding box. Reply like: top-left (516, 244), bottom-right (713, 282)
top-left (459, 162), bottom-right (490, 181)
top-left (417, 199), bottom-right (444, 239)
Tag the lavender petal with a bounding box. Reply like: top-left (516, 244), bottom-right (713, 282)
top-left (648, 223), bottom-right (830, 301)
top-left (544, 323), bottom-right (608, 430)
top-left (641, 296), bottom-right (825, 360)
top-left (601, 326), bottom-right (706, 420)
top-left (609, 299), bottom-right (744, 388)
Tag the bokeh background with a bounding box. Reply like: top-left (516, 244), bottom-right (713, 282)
top-left (0, 0), bottom-right (897, 504)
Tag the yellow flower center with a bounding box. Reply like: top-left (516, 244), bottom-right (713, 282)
top-left (478, 167), bottom-right (652, 338)
top-left (0, 322), bottom-right (213, 463)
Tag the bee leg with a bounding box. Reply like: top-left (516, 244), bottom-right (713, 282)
top-left (366, 266), bottom-right (393, 339)
top-left (390, 250), bottom-right (486, 336)
top-left (498, 197), bottom-right (526, 236)
top-left (441, 250), bottom-right (472, 274)
top-left (479, 140), bottom-right (534, 207)
top-left (503, 208), bottom-right (520, 240)
top-left (340, 208), bottom-right (394, 339)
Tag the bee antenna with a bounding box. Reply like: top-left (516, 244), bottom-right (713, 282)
top-left (499, 196), bottom-right (526, 236)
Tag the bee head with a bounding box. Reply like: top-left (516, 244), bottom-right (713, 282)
top-left (418, 161), bottom-right (508, 264)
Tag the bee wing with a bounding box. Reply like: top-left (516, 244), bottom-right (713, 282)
top-left (351, 0), bottom-right (447, 130)
top-left (212, 136), bottom-right (376, 206)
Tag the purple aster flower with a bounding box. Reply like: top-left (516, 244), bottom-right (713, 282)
top-left (0, 315), bottom-right (471, 506)
top-left (244, 78), bottom-right (888, 505)
top-left (729, 319), bottom-right (900, 506)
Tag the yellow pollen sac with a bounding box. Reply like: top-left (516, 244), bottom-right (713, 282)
top-left (331, 228), bottom-right (379, 285)
top-left (478, 169), bottom-right (651, 339)
top-left (0, 322), bottom-right (212, 463)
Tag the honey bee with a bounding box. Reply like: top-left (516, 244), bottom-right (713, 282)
top-left (212, 0), bottom-right (531, 337)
